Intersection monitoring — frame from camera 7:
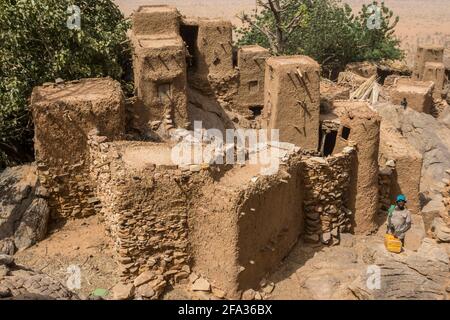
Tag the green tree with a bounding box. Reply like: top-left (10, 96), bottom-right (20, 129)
top-left (0, 0), bottom-right (132, 169)
top-left (236, 0), bottom-right (403, 75)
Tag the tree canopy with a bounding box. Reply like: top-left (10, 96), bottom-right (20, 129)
top-left (236, 0), bottom-right (403, 75)
top-left (0, 0), bottom-right (131, 168)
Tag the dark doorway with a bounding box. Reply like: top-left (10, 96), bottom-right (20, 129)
top-left (232, 47), bottom-right (238, 68)
top-left (342, 126), bottom-right (351, 140)
top-left (249, 106), bottom-right (263, 119)
top-left (180, 24), bottom-right (199, 70)
top-left (323, 130), bottom-right (337, 156)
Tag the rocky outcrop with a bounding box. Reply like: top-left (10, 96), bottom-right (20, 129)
top-left (375, 102), bottom-right (450, 195)
top-left (269, 235), bottom-right (449, 300)
top-left (0, 254), bottom-right (78, 300)
top-left (432, 217), bottom-right (450, 243)
top-left (0, 165), bottom-right (49, 254)
top-left (349, 238), bottom-right (448, 300)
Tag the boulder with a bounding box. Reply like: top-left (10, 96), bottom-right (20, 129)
top-left (349, 238), bottom-right (448, 299)
top-left (0, 264), bottom-right (79, 300)
top-left (269, 235), bottom-right (448, 300)
top-left (0, 238), bottom-right (15, 256)
top-left (432, 217), bottom-right (450, 242)
top-left (241, 289), bottom-right (256, 300)
top-left (375, 103), bottom-right (450, 195)
top-left (404, 214), bottom-right (426, 251)
top-left (0, 164), bottom-right (49, 254)
top-left (192, 278), bottom-right (211, 292)
top-left (0, 254), bottom-right (14, 266)
top-left (112, 282), bottom-right (135, 300)
top-left (421, 195), bottom-right (446, 232)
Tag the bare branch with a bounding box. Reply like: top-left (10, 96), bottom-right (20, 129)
top-left (285, 13), bottom-right (303, 36)
top-left (256, 0), bottom-right (271, 11)
top-left (236, 13), bottom-right (278, 53)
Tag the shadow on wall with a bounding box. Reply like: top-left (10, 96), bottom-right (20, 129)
top-left (236, 167), bottom-right (304, 290)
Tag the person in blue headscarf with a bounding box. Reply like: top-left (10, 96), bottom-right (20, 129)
top-left (387, 194), bottom-right (412, 246)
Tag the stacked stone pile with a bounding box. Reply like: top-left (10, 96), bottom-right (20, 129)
top-left (88, 133), bottom-right (228, 299)
top-left (36, 161), bottom-right (99, 219)
top-left (378, 164), bottom-right (394, 215)
top-left (302, 147), bottom-right (355, 245)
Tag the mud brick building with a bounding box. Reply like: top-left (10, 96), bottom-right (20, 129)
top-left (30, 4), bottom-right (420, 300)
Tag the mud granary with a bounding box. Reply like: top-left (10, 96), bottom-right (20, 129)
top-left (31, 5), bottom-right (394, 299)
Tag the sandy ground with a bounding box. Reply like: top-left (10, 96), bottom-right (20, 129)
top-left (14, 216), bottom-right (119, 299)
top-left (115, 0), bottom-right (450, 66)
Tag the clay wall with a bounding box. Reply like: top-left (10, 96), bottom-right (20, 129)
top-left (379, 123), bottom-right (423, 214)
top-left (132, 5), bottom-right (180, 37)
top-left (413, 45), bottom-right (444, 80)
top-left (263, 56), bottom-right (320, 151)
top-left (131, 37), bottom-right (188, 133)
top-left (31, 78), bottom-right (125, 219)
top-left (235, 45), bottom-right (271, 113)
top-left (390, 78), bottom-right (434, 114)
top-left (422, 62), bottom-right (446, 98)
top-left (236, 158), bottom-right (304, 291)
top-left (189, 150), bottom-right (304, 298)
top-left (333, 101), bottom-right (381, 235)
top-left (196, 19), bottom-right (234, 81)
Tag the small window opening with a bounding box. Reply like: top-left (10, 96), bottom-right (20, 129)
top-left (249, 106), bottom-right (263, 119)
top-left (158, 83), bottom-right (172, 104)
top-left (232, 48), bottom-right (238, 68)
top-left (342, 126), bottom-right (351, 140)
top-left (248, 80), bottom-right (259, 93)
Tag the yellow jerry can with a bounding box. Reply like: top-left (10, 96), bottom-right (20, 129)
top-left (384, 234), bottom-right (402, 253)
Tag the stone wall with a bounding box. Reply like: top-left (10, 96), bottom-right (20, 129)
top-left (302, 147), bottom-right (355, 245)
top-left (378, 165), bottom-right (394, 215)
top-left (31, 78), bottom-right (125, 219)
top-left (88, 137), bottom-right (218, 299)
